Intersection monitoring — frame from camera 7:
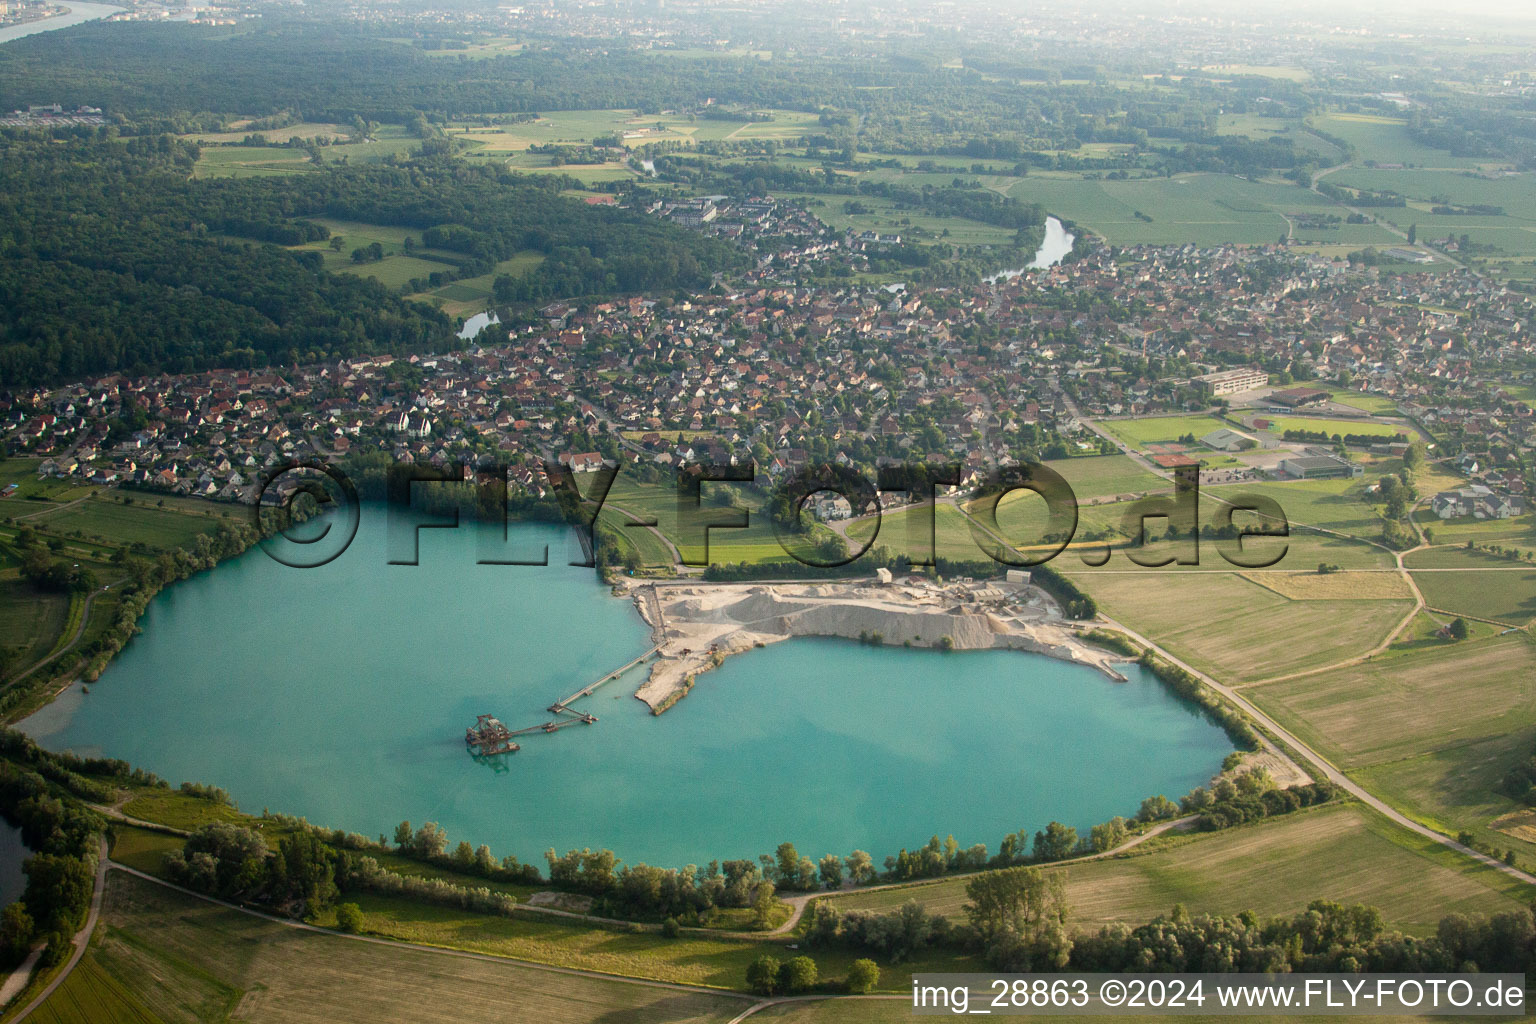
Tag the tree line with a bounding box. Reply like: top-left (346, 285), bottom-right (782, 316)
top-left (801, 878), bottom-right (1536, 976)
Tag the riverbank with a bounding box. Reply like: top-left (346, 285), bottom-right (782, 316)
top-left (0, 1), bottom-right (123, 43)
top-left (620, 574), bottom-right (1128, 713)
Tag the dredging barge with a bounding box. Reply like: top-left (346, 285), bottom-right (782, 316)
top-left (461, 642), bottom-right (663, 756)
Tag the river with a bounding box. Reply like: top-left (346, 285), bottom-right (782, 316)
top-left (984, 215), bottom-right (1076, 283)
top-left (0, 2), bottom-right (123, 43)
top-left (21, 514), bottom-right (1230, 869)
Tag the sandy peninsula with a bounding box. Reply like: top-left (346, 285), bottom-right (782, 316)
top-left (614, 573), bottom-right (1130, 714)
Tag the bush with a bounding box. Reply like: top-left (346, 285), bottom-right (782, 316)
top-left (0, 903), bottom-right (34, 968)
top-left (39, 928), bottom-right (71, 968)
top-left (779, 954), bottom-right (818, 993)
top-left (746, 954), bottom-right (781, 995)
top-left (846, 957), bottom-right (880, 994)
top-left (335, 902), bottom-right (364, 933)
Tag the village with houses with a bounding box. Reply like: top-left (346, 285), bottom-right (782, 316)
top-left (2, 240), bottom-right (1532, 551)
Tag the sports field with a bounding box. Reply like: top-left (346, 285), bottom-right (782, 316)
top-left (1099, 415), bottom-right (1232, 449)
top-left (1261, 417), bottom-right (1410, 439)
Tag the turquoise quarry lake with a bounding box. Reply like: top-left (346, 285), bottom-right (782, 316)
top-left (23, 513), bottom-right (1232, 868)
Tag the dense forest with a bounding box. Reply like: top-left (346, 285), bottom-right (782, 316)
top-left (0, 23), bottom-right (1330, 170)
top-left (0, 133), bottom-right (733, 385)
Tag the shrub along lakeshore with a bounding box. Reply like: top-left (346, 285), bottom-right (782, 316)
top-left (1, 731), bottom-right (1531, 997)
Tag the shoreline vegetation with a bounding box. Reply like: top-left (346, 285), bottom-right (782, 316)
top-left (4, 730), bottom-right (1533, 1002)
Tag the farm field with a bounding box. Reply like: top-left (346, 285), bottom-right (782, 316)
top-left (328, 253), bottom-right (450, 291)
top-left (1203, 64), bottom-right (1311, 82)
top-left (1238, 570), bottom-right (1414, 602)
top-left (33, 872), bottom-right (751, 1023)
top-left (596, 508), bottom-right (679, 569)
top-left (0, 576), bottom-right (73, 670)
top-left (1306, 114), bottom-right (1501, 170)
top-left (328, 891), bottom-right (958, 991)
top-left (822, 803), bottom-right (1526, 933)
top-left (191, 126), bottom-right (420, 178)
top-left (1203, 477), bottom-right (1387, 537)
top-left (1035, 455), bottom-right (1170, 500)
top-left (0, 460), bottom-right (96, 510)
top-left (750, 1005), bottom-right (1439, 1024)
top-left (27, 497), bottom-right (221, 550)
top-left (1002, 173), bottom-right (1398, 247)
top-left (773, 191), bottom-right (1021, 247)
top-left (108, 825), bottom-right (188, 876)
top-left (844, 502), bottom-right (991, 564)
top-left (0, 484), bottom-right (237, 693)
top-left (189, 122), bottom-right (351, 145)
top-left (1322, 167), bottom-right (1536, 268)
top-left (597, 478), bottom-right (829, 567)
top-left (970, 484), bottom-right (1392, 570)
top-left (1414, 510), bottom-right (1536, 548)
top-left (505, 154), bottom-right (638, 180)
top-left (1239, 634), bottom-right (1536, 770)
top-left (26, 957), bottom-right (162, 1024)
top-left (191, 145), bottom-right (317, 177)
top-left (284, 219), bottom-right (468, 291)
top-left (417, 37), bottom-right (523, 59)
top-left (1325, 168), bottom-right (1536, 211)
top-left (1410, 568), bottom-right (1536, 626)
top-left (1354, 728), bottom-right (1536, 860)
top-left (1076, 570), bottom-right (1412, 682)
top-left (1217, 114), bottom-right (1345, 163)
top-left (408, 252), bottom-right (546, 315)
top-left (449, 108), bottom-right (821, 154)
